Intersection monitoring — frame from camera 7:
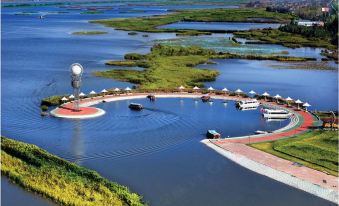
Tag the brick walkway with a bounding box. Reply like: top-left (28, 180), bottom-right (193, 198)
top-left (215, 142), bottom-right (338, 191)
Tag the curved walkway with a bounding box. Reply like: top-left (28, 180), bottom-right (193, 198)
top-left (213, 104), bottom-right (315, 144)
top-left (52, 92), bottom-right (308, 139)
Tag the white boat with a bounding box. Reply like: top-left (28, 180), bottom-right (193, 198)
top-left (255, 130), bottom-right (269, 134)
top-left (238, 106), bottom-right (257, 111)
top-left (265, 118), bottom-right (287, 122)
top-left (237, 99), bottom-right (260, 108)
top-left (262, 109), bottom-right (292, 119)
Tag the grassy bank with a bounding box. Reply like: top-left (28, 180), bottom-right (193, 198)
top-left (251, 130), bottom-right (338, 176)
top-left (91, 8), bottom-right (293, 35)
top-left (1, 137), bottom-right (146, 206)
top-left (234, 29), bottom-right (336, 50)
top-left (72, 31), bottom-right (108, 35)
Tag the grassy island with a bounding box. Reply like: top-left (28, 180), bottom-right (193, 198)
top-left (95, 44), bottom-right (315, 89)
top-left (96, 45), bottom-right (219, 89)
top-left (80, 11), bottom-right (104, 15)
top-left (234, 29), bottom-right (336, 50)
top-left (72, 31), bottom-right (108, 35)
top-left (251, 130), bottom-right (338, 176)
top-left (1, 137), bottom-right (146, 206)
top-left (91, 7), bottom-right (337, 49)
top-left (91, 8), bottom-right (293, 35)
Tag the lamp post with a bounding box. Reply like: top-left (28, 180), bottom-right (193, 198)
top-left (331, 111), bottom-right (336, 130)
top-left (70, 63), bottom-right (84, 111)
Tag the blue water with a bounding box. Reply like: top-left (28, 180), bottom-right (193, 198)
top-left (158, 21), bottom-right (281, 31)
top-left (1, 3), bottom-right (337, 206)
top-left (197, 59), bottom-right (338, 111)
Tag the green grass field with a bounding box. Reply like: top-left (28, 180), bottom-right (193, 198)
top-left (251, 131), bottom-right (338, 176)
top-left (91, 8), bottom-right (293, 35)
top-left (1, 137), bottom-right (146, 206)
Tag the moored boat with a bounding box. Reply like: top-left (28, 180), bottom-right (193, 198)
top-left (236, 99), bottom-right (260, 108)
top-left (254, 130), bottom-right (270, 134)
top-left (128, 103), bottom-right (143, 110)
top-left (201, 95), bottom-right (211, 102)
top-left (147, 94), bottom-right (156, 101)
top-left (206, 130), bottom-right (221, 139)
top-left (262, 109), bottom-right (292, 119)
top-left (237, 106), bottom-right (257, 111)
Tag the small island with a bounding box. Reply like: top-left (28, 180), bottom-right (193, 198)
top-left (72, 31), bottom-right (108, 35)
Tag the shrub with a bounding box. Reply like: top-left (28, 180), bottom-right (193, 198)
top-left (41, 105), bottom-right (48, 111)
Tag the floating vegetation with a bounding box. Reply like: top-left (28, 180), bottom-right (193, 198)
top-left (128, 32), bottom-right (138, 35)
top-left (15, 11), bottom-right (38, 16)
top-left (268, 61), bottom-right (337, 70)
top-left (72, 31), bottom-right (108, 35)
top-left (157, 37), bottom-right (293, 56)
top-left (80, 10), bottom-right (104, 15)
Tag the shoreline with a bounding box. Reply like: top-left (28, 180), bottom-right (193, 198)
top-left (202, 139), bottom-right (338, 203)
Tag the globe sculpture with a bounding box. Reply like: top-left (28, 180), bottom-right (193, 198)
top-left (70, 63), bottom-right (83, 111)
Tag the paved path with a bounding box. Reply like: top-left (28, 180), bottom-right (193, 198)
top-left (214, 107), bottom-right (314, 144)
top-left (203, 140), bottom-right (338, 203)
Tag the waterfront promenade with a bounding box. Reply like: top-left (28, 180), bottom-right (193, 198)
top-left (50, 92), bottom-right (338, 203)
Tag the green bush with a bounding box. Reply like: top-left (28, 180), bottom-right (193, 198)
top-left (40, 105), bottom-right (48, 111)
top-left (41, 95), bottom-right (64, 106)
top-left (124, 53), bottom-right (147, 60)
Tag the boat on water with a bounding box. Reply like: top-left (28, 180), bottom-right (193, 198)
top-left (262, 108), bottom-right (292, 119)
top-left (236, 99), bottom-right (260, 108)
top-left (265, 118), bottom-right (286, 122)
top-left (201, 95), bottom-right (211, 102)
top-left (254, 130), bottom-right (270, 134)
top-left (147, 94), bottom-right (156, 101)
top-left (206, 130), bottom-right (221, 139)
top-left (237, 106), bottom-right (257, 111)
top-left (128, 103), bottom-right (143, 110)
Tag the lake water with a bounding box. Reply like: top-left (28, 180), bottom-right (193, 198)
top-left (1, 3), bottom-right (337, 206)
top-left (157, 35), bottom-right (326, 59)
top-left (197, 59), bottom-right (338, 111)
top-left (158, 21), bottom-right (281, 31)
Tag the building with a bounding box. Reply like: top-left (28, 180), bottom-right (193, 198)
top-left (297, 21), bottom-right (325, 27)
top-left (322, 7), bottom-right (330, 12)
top-left (321, 118), bottom-right (339, 129)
